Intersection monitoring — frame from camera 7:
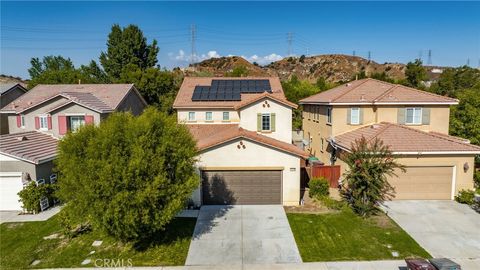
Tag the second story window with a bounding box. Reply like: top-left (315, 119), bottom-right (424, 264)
top-left (39, 116), bottom-right (48, 130)
top-left (69, 116), bottom-right (85, 132)
top-left (350, 107), bottom-right (360, 125)
top-left (406, 107), bottom-right (422, 125)
top-left (188, 112), bottom-right (195, 121)
top-left (205, 112), bottom-right (213, 121)
top-left (262, 113), bottom-right (271, 131)
top-left (326, 107), bottom-right (332, 124)
top-left (20, 115), bottom-right (25, 128)
top-left (223, 112), bottom-right (230, 121)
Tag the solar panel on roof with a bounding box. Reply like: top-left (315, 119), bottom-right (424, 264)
top-left (191, 79), bottom-right (273, 101)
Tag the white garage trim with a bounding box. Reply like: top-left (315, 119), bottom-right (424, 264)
top-left (0, 172), bottom-right (22, 177)
top-left (451, 166), bottom-right (456, 200)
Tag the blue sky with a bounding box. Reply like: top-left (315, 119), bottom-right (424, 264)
top-left (1, 1), bottom-right (479, 79)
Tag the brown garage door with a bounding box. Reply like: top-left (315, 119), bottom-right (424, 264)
top-left (388, 166), bottom-right (453, 200)
top-left (201, 170), bottom-right (282, 205)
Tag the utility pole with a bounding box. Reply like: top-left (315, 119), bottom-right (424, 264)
top-left (190, 24), bottom-right (196, 66)
top-left (287, 32), bottom-right (293, 56)
top-left (427, 49), bottom-right (432, 65)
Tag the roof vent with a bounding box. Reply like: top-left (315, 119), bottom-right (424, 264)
top-left (346, 83), bottom-right (351, 87)
top-left (360, 94), bottom-right (365, 101)
top-left (371, 124), bottom-right (380, 129)
top-left (16, 136), bottom-right (28, 141)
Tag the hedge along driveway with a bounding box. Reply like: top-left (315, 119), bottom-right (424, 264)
top-left (286, 210), bottom-right (430, 262)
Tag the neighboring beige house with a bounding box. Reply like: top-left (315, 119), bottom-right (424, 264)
top-left (0, 84), bottom-right (147, 211)
top-left (300, 78), bottom-right (480, 200)
top-left (0, 83), bottom-right (27, 134)
top-left (174, 77), bottom-right (308, 206)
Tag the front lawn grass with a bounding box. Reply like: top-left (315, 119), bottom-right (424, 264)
top-left (287, 209), bottom-right (430, 261)
top-left (0, 215), bottom-right (196, 269)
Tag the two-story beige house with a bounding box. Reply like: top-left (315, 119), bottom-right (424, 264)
top-left (0, 84), bottom-right (147, 211)
top-left (300, 78), bottom-right (480, 200)
top-left (174, 77), bottom-right (308, 206)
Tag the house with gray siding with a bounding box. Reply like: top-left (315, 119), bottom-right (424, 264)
top-left (0, 84), bottom-right (147, 211)
top-left (0, 83), bottom-right (27, 134)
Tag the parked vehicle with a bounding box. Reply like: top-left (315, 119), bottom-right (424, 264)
top-left (429, 258), bottom-right (461, 270)
top-left (405, 258), bottom-right (436, 270)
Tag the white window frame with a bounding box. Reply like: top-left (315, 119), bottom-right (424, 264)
top-left (188, 112), bottom-right (195, 121)
top-left (261, 113), bottom-right (271, 131)
top-left (223, 112), bottom-right (230, 121)
top-left (350, 107), bottom-right (360, 125)
top-left (39, 115), bottom-right (48, 130)
top-left (50, 174), bottom-right (57, 184)
top-left (69, 115), bottom-right (85, 132)
top-left (36, 179), bottom-right (45, 185)
top-left (326, 107), bottom-right (332, 124)
top-left (20, 115), bottom-right (25, 128)
top-left (405, 107), bottom-right (422, 125)
top-left (205, 112), bottom-right (213, 121)
top-left (39, 197), bottom-right (49, 211)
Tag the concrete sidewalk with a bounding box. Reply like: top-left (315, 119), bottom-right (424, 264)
top-left (45, 258), bottom-right (480, 270)
top-left (0, 206), bottom-right (62, 224)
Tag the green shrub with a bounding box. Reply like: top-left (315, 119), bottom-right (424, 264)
top-left (17, 182), bottom-right (55, 213)
top-left (455, 189), bottom-right (475, 205)
top-left (474, 171), bottom-right (480, 189)
top-left (309, 177), bottom-right (330, 198)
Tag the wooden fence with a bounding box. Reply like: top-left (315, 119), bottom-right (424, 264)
top-left (311, 165), bottom-right (341, 188)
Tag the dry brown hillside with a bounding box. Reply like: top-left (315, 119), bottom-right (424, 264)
top-left (0, 74), bottom-right (28, 86)
top-left (187, 54), bottom-right (409, 83)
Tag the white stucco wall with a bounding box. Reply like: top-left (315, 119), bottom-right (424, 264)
top-left (192, 138), bottom-right (301, 206)
top-left (239, 98), bottom-right (293, 143)
top-left (177, 109), bottom-right (240, 124)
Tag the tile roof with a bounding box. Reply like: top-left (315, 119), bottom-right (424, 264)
top-left (300, 78), bottom-right (458, 105)
top-left (0, 83), bottom-right (27, 95)
top-left (0, 131), bottom-right (58, 164)
top-left (333, 122), bottom-right (480, 154)
top-left (233, 92), bottom-right (298, 110)
top-left (173, 77), bottom-right (290, 109)
top-left (186, 124), bottom-right (309, 158)
top-left (0, 84), bottom-right (137, 113)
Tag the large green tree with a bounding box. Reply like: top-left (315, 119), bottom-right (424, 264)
top-left (56, 108), bottom-right (199, 240)
top-left (340, 137), bottom-right (405, 217)
top-left (450, 88), bottom-right (480, 146)
top-left (430, 66), bottom-right (480, 98)
top-left (404, 59), bottom-right (427, 88)
top-left (100, 24), bottom-right (159, 80)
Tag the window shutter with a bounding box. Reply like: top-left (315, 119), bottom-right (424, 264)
top-left (359, 108), bottom-right (364, 125)
top-left (16, 115), bottom-right (21, 127)
top-left (422, 108), bottom-right (430, 125)
top-left (85, 115), bottom-right (94, 124)
top-left (58, 115), bottom-right (67, 135)
top-left (257, 113), bottom-right (262, 132)
top-left (47, 116), bottom-right (52, 130)
top-left (397, 108), bottom-right (405, 125)
top-left (271, 113), bottom-right (276, 132)
top-left (34, 116), bottom-right (40, 129)
top-left (347, 108), bottom-right (351, 124)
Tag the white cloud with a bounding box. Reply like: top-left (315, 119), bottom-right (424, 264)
top-left (169, 50), bottom-right (283, 66)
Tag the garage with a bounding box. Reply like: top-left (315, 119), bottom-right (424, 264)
top-left (201, 170), bottom-right (282, 205)
top-left (0, 172), bottom-right (24, 211)
top-left (388, 166), bottom-right (453, 200)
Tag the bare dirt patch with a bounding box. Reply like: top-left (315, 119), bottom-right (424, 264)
top-left (284, 190), bottom-right (339, 214)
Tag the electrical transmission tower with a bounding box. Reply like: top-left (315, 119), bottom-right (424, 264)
top-left (368, 51), bottom-right (371, 61)
top-left (287, 32), bottom-right (293, 56)
top-left (190, 24), bottom-right (196, 65)
top-left (418, 50), bottom-right (423, 62)
top-left (353, 50), bottom-right (356, 56)
top-left (467, 58), bottom-right (470, 66)
top-left (427, 49), bottom-right (432, 65)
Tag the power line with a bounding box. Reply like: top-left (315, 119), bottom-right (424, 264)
top-left (287, 32), bottom-right (293, 56)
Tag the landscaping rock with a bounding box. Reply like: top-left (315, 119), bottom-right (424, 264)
top-left (89, 250), bottom-right (95, 255)
top-left (43, 233), bottom-right (63, 240)
top-left (31, 260), bottom-right (41, 266)
top-left (92, 240), bottom-right (103, 247)
top-left (81, 259), bottom-right (91, 265)
top-left (386, 244), bottom-right (392, 249)
top-left (391, 251), bottom-right (399, 257)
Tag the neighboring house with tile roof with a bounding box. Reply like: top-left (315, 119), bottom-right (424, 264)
top-left (175, 77), bottom-right (307, 206)
top-left (0, 84), bottom-right (147, 211)
top-left (299, 78), bottom-right (479, 200)
top-left (0, 83), bottom-right (27, 134)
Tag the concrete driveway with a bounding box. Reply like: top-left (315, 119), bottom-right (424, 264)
top-left (185, 205), bottom-right (302, 265)
top-left (383, 200), bottom-right (480, 259)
